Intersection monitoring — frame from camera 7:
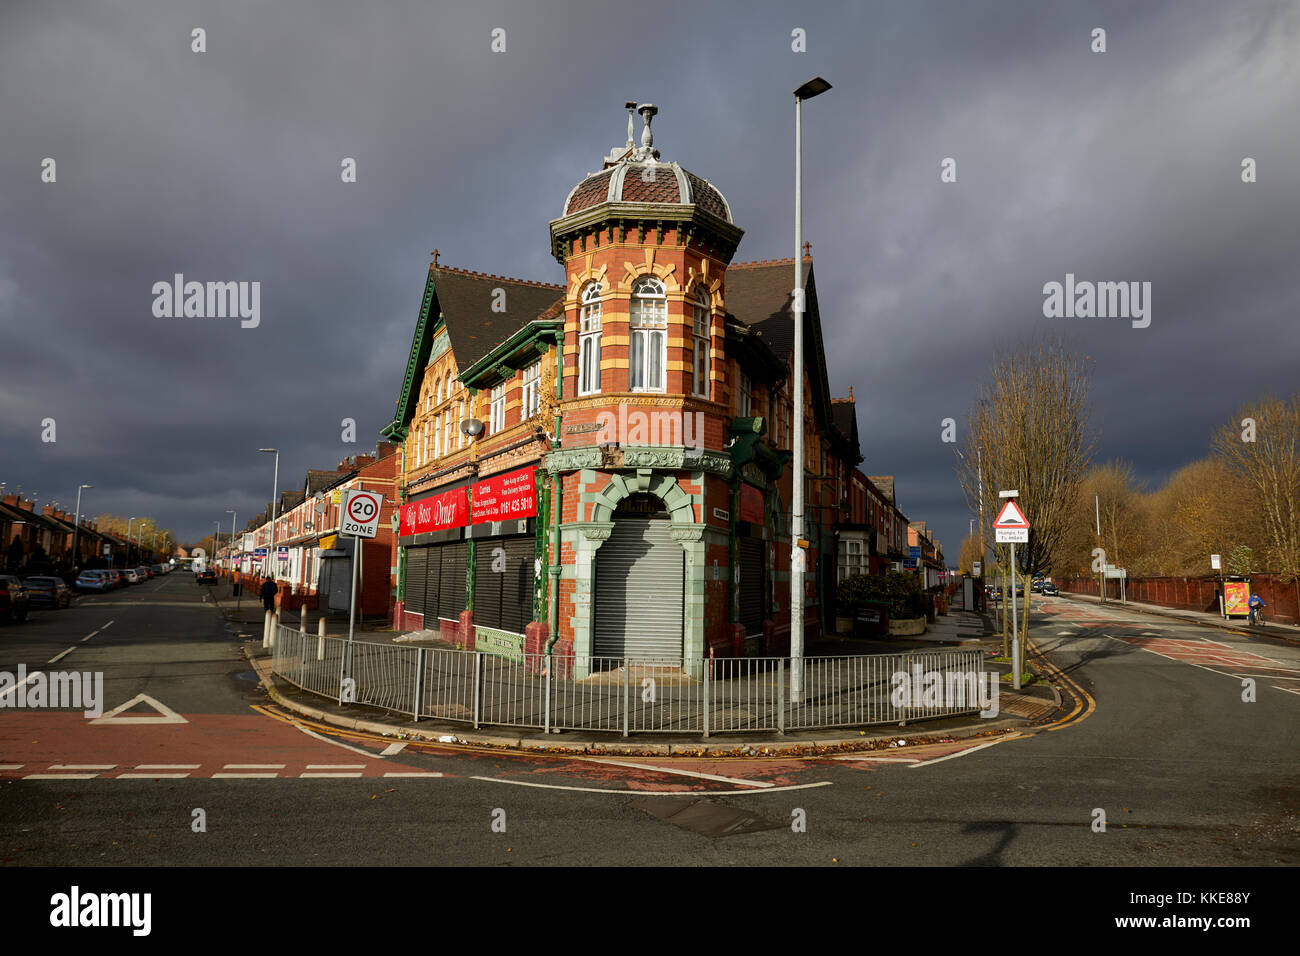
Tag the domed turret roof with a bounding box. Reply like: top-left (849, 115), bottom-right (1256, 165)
top-left (559, 103), bottom-right (733, 224)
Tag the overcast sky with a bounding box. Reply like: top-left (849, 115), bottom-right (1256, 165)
top-left (2, 0), bottom-right (1297, 555)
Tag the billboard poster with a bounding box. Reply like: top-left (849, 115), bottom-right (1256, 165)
top-left (471, 467), bottom-right (537, 524)
top-left (400, 486), bottom-right (469, 536)
top-left (1223, 581), bottom-right (1250, 617)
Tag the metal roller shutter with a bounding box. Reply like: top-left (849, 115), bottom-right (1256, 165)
top-left (738, 537), bottom-right (765, 636)
top-left (594, 515), bottom-right (684, 660)
top-left (437, 541), bottom-right (468, 621)
top-left (405, 546), bottom-right (429, 615)
top-left (473, 537), bottom-right (534, 635)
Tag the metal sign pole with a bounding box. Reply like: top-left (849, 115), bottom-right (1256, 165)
top-left (1010, 540), bottom-right (1021, 691)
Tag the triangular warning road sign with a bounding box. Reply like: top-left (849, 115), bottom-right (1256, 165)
top-left (993, 499), bottom-right (1030, 529)
top-left (90, 693), bottom-right (188, 725)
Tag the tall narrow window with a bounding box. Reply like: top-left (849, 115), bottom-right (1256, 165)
top-left (579, 283), bottom-right (602, 395)
top-left (433, 418), bottom-right (441, 459)
top-left (489, 384), bottom-right (506, 435)
top-left (692, 287), bottom-right (710, 398)
top-left (457, 400), bottom-right (465, 448)
top-left (629, 276), bottom-right (667, 392)
top-left (522, 361), bottom-right (542, 418)
top-left (443, 409), bottom-right (452, 455)
top-left (738, 371), bottom-right (752, 417)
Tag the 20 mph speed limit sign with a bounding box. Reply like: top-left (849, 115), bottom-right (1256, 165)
top-left (341, 489), bottom-right (383, 538)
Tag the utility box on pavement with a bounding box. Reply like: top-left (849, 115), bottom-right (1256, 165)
top-left (853, 601), bottom-right (889, 639)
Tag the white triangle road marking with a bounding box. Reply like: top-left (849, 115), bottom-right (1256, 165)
top-left (90, 693), bottom-right (189, 725)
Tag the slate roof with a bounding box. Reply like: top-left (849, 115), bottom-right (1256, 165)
top-left (431, 267), bottom-right (564, 372)
top-left (386, 264), bottom-right (563, 436)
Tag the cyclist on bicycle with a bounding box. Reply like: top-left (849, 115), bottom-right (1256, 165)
top-left (1248, 592), bottom-right (1266, 625)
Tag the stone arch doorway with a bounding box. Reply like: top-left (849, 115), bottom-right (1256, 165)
top-left (571, 470), bottom-right (706, 669)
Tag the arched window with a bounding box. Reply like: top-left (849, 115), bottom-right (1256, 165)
top-left (629, 276), bottom-right (666, 392)
top-left (579, 282), bottom-right (602, 395)
top-left (691, 286), bottom-right (710, 398)
top-left (436, 379), bottom-right (444, 407)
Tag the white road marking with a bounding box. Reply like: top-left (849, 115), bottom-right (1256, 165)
top-left (831, 756), bottom-right (919, 764)
top-left (299, 772), bottom-right (363, 778)
top-left (213, 773), bottom-right (280, 778)
top-left (46, 647), bottom-right (77, 664)
top-left (908, 735), bottom-right (1019, 768)
top-left (577, 757), bottom-right (775, 788)
top-left (25, 773), bottom-right (98, 780)
top-left (90, 693), bottom-right (188, 725)
top-left (291, 722), bottom-right (386, 758)
top-left (305, 764), bottom-right (366, 769)
top-left (100, 620), bottom-right (114, 631)
top-left (1274, 685), bottom-right (1300, 696)
top-left (50, 764), bottom-right (116, 770)
top-left (380, 742), bottom-right (407, 756)
top-left (0, 765), bottom-right (25, 770)
top-left (116, 773), bottom-right (190, 779)
top-left (383, 772), bottom-right (443, 778)
top-left (135, 764), bottom-right (200, 770)
top-left (223, 764), bottom-right (285, 769)
top-left (471, 776), bottom-right (834, 795)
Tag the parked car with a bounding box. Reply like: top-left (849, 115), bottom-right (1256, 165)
top-left (22, 575), bottom-right (72, 609)
top-left (1031, 580), bottom-right (1043, 593)
top-left (0, 575), bottom-right (31, 623)
top-left (1041, 582), bottom-right (1059, 596)
top-left (121, 568), bottom-right (142, 584)
top-left (196, 568), bottom-right (217, 585)
top-left (136, 566), bottom-right (154, 579)
top-left (76, 570), bottom-right (113, 592)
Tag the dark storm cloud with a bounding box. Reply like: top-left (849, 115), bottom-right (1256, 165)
top-left (1, 0), bottom-right (1296, 554)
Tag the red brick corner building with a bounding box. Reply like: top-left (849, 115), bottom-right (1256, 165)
top-left (383, 104), bottom-right (862, 673)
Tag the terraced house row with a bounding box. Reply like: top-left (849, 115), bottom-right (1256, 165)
top-left (377, 106), bottom-right (940, 665)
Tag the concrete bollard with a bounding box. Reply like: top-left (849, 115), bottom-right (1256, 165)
top-left (262, 609), bottom-right (273, 648)
top-left (269, 611), bottom-right (279, 648)
top-left (300, 607), bottom-right (308, 634)
top-left (317, 616), bottom-right (326, 660)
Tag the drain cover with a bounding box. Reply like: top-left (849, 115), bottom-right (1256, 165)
top-left (629, 798), bottom-right (785, 838)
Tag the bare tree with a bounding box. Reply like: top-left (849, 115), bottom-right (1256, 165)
top-left (1212, 393), bottom-right (1300, 582)
top-left (956, 337), bottom-right (1095, 653)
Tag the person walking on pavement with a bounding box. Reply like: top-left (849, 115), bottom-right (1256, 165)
top-left (259, 573), bottom-right (277, 612)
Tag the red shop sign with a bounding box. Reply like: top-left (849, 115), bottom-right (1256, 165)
top-left (740, 484), bottom-right (764, 525)
top-left (400, 486), bottom-right (468, 536)
top-left (471, 467), bottom-right (537, 524)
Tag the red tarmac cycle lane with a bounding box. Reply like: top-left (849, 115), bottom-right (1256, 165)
top-left (0, 710), bottom-right (438, 780)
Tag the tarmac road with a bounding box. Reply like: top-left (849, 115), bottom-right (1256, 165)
top-left (1, 579), bottom-right (1296, 865)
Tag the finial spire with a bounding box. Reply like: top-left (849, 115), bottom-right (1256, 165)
top-left (625, 101), bottom-right (637, 147)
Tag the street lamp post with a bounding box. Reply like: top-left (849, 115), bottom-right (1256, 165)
top-left (71, 484), bottom-right (92, 573)
top-left (259, 448), bottom-right (280, 580)
top-left (227, 508), bottom-right (239, 608)
top-left (790, 75), bottom-right (831, 705)
top-left (126, 517), bottom-right (137, 566)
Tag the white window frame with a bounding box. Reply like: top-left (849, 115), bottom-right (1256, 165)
top-left (457, 400), bottom-right (465, 448)
top-left (629, 277), bottom-right (667, 393)
top-left (489, 384), bottom-right (506, 435)
top-left (579, 283), bottom-right (602, 396)
top-left (692, 287), bottom-right (710, 399)
top-left (522, 361), bottom-right (542, 419)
